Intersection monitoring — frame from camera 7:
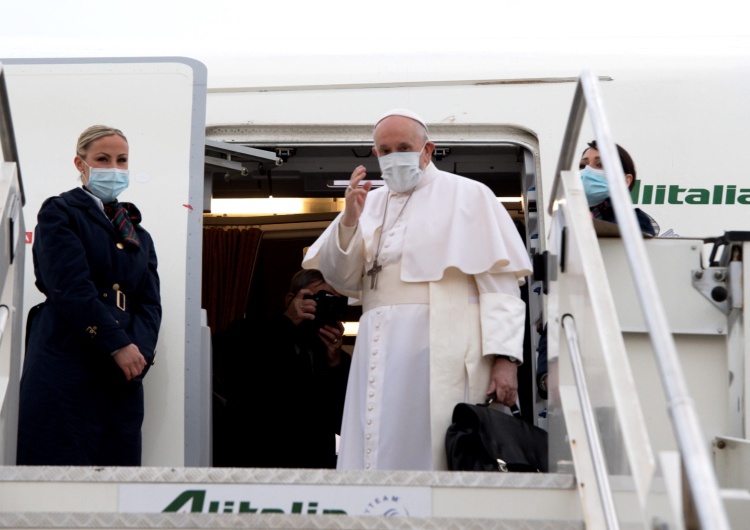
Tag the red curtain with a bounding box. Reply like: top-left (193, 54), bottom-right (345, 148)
top-left (202, 227), bottom-right (262, 335)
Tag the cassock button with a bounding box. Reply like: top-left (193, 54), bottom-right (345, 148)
top-left (366, 434), bottom-right (371, 440)
top-left (367, 404), bottom-right (373, 411)
top-left (367, 419), bottom-right (372, 425)
top-left (369, 391), bottom-right (374, 397)
top-left (366, 449), bottom-right (371, 455)
top-left (370, 364), bottom-right (375, 370)
top-left (366, 464), bottom-right (371, 470)
top-left (116, 242), bottom-right (125, 249)
top-left (372, 349), bottom-right (378, 355)
top-left (369, 377), bottom-right (375, 383)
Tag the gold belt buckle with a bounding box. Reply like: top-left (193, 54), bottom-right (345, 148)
top-left (116, 290), bottom-right (126, 311)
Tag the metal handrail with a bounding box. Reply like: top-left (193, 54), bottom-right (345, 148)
top-left (550, 70), bottom-right (729, 529)
top-left (0, 62), bottom-right (25, 206)
top-left (562, 314), bottom-right (619, 530)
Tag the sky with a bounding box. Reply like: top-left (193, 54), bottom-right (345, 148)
top-left (2, 0), bottom-right (749, 60)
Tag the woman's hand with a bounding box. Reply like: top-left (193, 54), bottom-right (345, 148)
top-left (341, 165), bottom-right (372, 227)
top-left (113, 343), bottom-right (148, 381)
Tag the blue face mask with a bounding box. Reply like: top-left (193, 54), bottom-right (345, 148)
top-left (84, 163), bottom-right (130, 203)
top-left (580, 166), bottom-right (609, 207)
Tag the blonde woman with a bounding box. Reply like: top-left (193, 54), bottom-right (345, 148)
top-left (17, 125), bottom-right (161, 466)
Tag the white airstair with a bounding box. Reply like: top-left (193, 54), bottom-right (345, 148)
top-left (0, 60), bottom-right (26, 469)
top-left (544, 70), bottom-right (750, 529)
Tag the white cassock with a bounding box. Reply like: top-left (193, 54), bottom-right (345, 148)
top-left (303, 162), bottom-right (532, 470)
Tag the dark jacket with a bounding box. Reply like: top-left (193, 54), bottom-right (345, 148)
top-left (591, 199), bottom-right (657, 237)
top-left (17, 187), bottom-right (161, 466)
top-left (214, 314), bottom-right (350, 468)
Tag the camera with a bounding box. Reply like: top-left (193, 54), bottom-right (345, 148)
top-left (304, 290), bottom-right (348, 328)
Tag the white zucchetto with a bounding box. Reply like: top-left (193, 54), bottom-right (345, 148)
top-left (374, 108), bottom-right (428, 133)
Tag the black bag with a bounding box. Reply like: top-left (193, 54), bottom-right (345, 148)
top-left (445, 402), bottom-right (548, 472)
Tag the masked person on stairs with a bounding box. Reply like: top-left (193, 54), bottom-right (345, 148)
top-left (579, 140), bottom-right (658, 237)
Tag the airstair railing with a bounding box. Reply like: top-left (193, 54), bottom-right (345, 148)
top-left (550, 69), bottom-right (730, 530)
top-left (562, 314), bottom-right (619, 529)
top-left (0, 62), bottom-right (24, 205)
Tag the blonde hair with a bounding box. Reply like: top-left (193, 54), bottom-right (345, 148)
top-left (76, 125), bottom-right (127, 159)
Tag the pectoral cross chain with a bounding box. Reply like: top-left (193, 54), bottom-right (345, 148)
top-left (366, 191), bottom-right (413, 291)
top-left (367, 260), bottom-right (383, 289)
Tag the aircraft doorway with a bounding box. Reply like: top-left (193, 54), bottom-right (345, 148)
top-left (202, 127), bottom-right (543, 468)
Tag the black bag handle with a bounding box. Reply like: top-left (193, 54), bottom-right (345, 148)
top-left (484, 396), bottom-right (523, 419)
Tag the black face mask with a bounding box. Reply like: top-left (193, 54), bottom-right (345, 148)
top-left (303, 290), bottom-right (348, 329)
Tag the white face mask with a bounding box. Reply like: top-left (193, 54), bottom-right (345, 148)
top-left (378, 144), bottom-right (426, 193)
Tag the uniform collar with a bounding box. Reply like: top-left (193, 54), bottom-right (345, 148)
top-left (81, 186), bottom-right (105, 211)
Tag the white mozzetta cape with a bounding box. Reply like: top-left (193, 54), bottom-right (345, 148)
top-left (305, 163), bottom-right (531, 289)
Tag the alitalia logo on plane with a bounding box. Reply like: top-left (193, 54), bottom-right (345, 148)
top-left (160, 488), bottom-right (414, 516)
top-left (119, 484), bottom-right (430, 516)
top-left (162, 489), bottom-right (348, 514)
top-left (631, 182), bottom-right (750, 205)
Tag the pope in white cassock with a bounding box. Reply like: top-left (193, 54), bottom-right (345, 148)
top-left (302, 109), bottom-right (532, 471)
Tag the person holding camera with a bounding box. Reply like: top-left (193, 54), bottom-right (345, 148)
top-left (215, 269), bottom-right (351, 468)
top-left (283, 271), bottom-right (347, 369)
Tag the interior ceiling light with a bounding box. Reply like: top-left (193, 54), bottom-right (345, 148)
top-left (211, 198), bottom-right (307, 215)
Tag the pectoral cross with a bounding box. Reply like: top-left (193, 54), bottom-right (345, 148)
top-left (367, 259), bottom-right (383, 290)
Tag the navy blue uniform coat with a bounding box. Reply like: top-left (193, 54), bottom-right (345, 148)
top-left (17, 187), bottom-right (161, 466)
